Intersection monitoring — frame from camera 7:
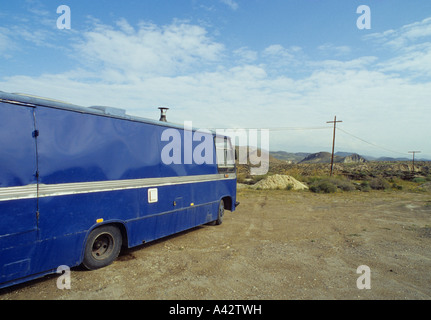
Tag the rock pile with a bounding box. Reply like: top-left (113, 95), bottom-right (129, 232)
top-left (251, 174), bottom-right (308, 190)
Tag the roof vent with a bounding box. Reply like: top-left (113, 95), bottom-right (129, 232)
top-left (158, 107), bottom-right (169, 122)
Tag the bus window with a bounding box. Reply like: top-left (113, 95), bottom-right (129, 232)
top-left (215, 136), bottom-right (235, 173)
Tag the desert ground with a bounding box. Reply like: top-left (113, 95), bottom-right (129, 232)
top-left (1, 186), bottom-right (430, 300)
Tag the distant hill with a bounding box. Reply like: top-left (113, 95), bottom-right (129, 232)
top-left (375, 156), bottom-right (410, 162)
top-left (342, 153), bottom-right (367, 164)
top-left (269, 151), bottom-right (429, 163)
top-left (299, 152), bottom-right (336, 164)
top-left (335, 151), bottom-right (355, 157)
top-left (269, 151), bottom-right (310, 163)
top-left (270, 151), bottom-right (368, 164)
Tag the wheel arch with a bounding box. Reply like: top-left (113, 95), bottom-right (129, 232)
top-left (79, 221), bottom-right (129, 264)
top-left (221, 195), bottom-right (233, 211)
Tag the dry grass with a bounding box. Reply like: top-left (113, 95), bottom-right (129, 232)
top-left (237, 159), bottom-right (431, 193)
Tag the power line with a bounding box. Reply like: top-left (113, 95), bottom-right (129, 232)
top-left (337, 127), bottom-right (409, 156)
top-left (210, 124), bottom-right (413, 158)
top-left (267, 126), bottom-right (332, 131)
top-left (208, 126), bottom-right (332, 131)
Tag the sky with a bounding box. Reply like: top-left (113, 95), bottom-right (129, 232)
top-left (1, 0), bottom-right (430, 159)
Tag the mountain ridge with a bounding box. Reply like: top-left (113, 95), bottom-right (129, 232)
top-left (269, 151), bottom-right (429, 163)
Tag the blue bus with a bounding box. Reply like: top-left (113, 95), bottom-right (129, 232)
top-left (0, 91), bottom-right (238, 289)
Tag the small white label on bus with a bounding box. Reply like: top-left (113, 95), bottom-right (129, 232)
top-left (148, 188), bottom-right (158, 203)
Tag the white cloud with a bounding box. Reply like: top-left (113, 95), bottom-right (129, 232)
top-left (116, 18), bottom-right (136, 35)
top-left (1, 17), bottom-right (431, 157)
top-left (263, 44), bottom-right (300, 59)
top-left (363, 17), bottom-right (431, 79)
top-left (395, 17), bottom-right (431, 44)
top-left (309, 56), bottom-right (378, 71)
top-left (74, 21), bottom-right (225, 79)
top-left (364, 17), bottom-right (431, 48)
top-left (0, 29), bottom-right (13, 57)
top-left (318, 43), bottom-right (351, 56)
top-left (261, 44), bottom-right (305, 75)
top-left (233, 47), bottom-right (258, 64)
top-left (377, 43), bottom-right (431, 77)
top-left (220, 0), bottom-right (239, 11)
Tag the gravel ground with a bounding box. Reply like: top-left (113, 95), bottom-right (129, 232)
top-left (1, 189), bottom-right (430, 300)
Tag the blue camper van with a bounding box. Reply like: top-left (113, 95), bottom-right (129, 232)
top-left (0, 91), bottom-right (238, 289)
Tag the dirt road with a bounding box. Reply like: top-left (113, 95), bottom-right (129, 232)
top-left (1, 189), bottom-right (430, 300)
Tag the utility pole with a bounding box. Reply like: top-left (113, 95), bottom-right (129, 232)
top-left (327, 116), bottom-right (343, 176)
top-left (408, 151), bottom-right (421, 173)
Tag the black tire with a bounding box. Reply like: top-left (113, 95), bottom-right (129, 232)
top-left (82, 225), bottom-right (122, 270)
top-left (214, 199), bottom-right (225, 225)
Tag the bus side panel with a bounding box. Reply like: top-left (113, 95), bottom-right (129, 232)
top-left (0, 102), bottom-right (38, 288)
top-left (35, 106), bottom-right (163, 184)
top-left (34, 104), bottom-right (229, 245)
top-left (1, 188), bottom-right (141, 285)
top-left (32, 189), bottom-right (142, 273)
top-left (0, 232), bottom-right (87, 288)
top-left (0, 200), bottom-right (38, 248)
top-left (35, 104), bottom-right (219, 182)
top-left (126, 179), bottom-right (237, 247)
top-left (1, 243), bottom-right (38, 286)
top-left (113, 182), bottom-right (205, 247)
top-left (0, 103), bottom-right (38, 240)
top-left (37, 189), bottom-right (142, 241)
top-left (126, 205), bottom-right (215, 247)
top-left (32, 178), bottom-right (230, 273)
top-left (0, 102), bottom-right (37, 187)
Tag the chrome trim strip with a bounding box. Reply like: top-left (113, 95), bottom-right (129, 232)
top-left (0, 174), bottom-right (236, 202)
top-left (0, 185), bottom-right (38, 202)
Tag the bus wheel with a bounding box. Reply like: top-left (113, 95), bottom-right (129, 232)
top-left (82, 225), bottom-right (122, 270)
top-left (214, 199), bottom-right (225, 225)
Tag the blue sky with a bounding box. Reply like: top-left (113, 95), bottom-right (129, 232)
top-left (1, 0), bottom-right (431, 158)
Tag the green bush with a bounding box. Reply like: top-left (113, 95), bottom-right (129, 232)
top-left (369, 177), bottom-right (390, 190)
top-left (310, 179), bottom-right (337, 193)
top-left (335, 178), bottom-right (356, 192)
top-left (392, 183), bottom-right (403, 190)
top-left (359, 181), bottom-right (371, 192)
top-left (412, 177), bottom-right (426, 183)
top-left (309, 176), bottom-right (357, 194)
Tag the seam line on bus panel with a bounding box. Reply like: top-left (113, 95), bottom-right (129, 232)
top-left (0, 173), bottom-right (236, 202)
top-left (126, 200), bottom-right (221, 223)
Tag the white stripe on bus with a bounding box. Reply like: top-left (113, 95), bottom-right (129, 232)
top-left (0, 173), bottom-right (236, 202)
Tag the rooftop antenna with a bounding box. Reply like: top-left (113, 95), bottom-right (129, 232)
top-left (158, 107), bottom-right (169, 122)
